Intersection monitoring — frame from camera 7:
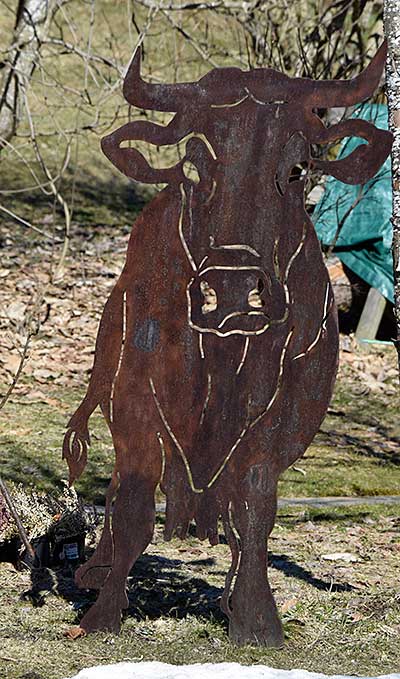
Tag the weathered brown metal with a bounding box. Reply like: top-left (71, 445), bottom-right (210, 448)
top-left (62, 42), bottom-right (392, 646)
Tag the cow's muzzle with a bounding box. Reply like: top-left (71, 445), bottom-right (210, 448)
top-left (187, 266), bottom-right (287, 336)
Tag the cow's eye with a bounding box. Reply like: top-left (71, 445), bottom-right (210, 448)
top-left (200, 280), bottom-right (217, 314)
top-left (288, 161), bottom-right (308, 182)
top-left (275, 132), bottom-right (310, 195)
top-left (248, 279), bottom-right (265, 308)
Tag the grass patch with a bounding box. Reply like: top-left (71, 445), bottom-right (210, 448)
top-left (279, 378), bottom-right (400, 498)
top-left (0, 386), bottom-right (112, 504)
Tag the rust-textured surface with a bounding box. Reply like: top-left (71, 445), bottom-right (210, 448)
top-left (62, 43), bottom-right (392, 646)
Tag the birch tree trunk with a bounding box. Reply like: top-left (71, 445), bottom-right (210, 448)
top-left (0, 0), bottom-right (60, 147)
top-left (384, 1), bottom-right (400, 373)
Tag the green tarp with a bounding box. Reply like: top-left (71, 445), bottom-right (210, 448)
top-left (312, 104), bottom-right (394, 303)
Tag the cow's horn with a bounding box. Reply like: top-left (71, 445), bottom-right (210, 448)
top-left (304, 41), bottom-right (387, 107)
top-left (123, 46), bottom-right (203, 112)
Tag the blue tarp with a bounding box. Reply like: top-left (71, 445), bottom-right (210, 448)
top-left (313, 104), bottom-right (394, 303)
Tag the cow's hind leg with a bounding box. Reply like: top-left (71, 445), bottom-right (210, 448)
top-left (227, 463), bottom-right (283, 647)
top-left (79, 448), bottom-right (160, 633)
top-left (75, 470), bottom-right (118, 590)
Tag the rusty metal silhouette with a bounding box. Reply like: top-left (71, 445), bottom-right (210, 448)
top-left (62, 43), bottom-right (392, 646)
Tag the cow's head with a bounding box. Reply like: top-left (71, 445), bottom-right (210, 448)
top-left (102, 43), bottom-right (392, 337)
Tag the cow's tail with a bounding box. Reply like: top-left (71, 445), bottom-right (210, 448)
top-left (62, 394), bottom-right (98, 486)
top-left (63, 283), bottom-right (126, 484)
top-left (63, 420), bottom-right (89, 486)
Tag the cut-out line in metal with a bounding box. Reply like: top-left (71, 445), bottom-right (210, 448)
top-left (218, 310), bottom-right (265, 329)
top-left (244, 88), bottom-right (288, 107)
top-left (198, 256), bottom-right (209, 271)
top-left (283, 224), bottom-right (307, 305)
top-left (206, 424), bottom-right (248, 489)
top-left (227, 500), bottom-right (241, 599)
top-left (273, 237), bottom-right (280, 279)
top-left (205, 179), bottom-right (217, 205)
top-left (284, 224), bottom-right (307, 281)
top-left (249, 327), bottom-right (294, 431)
top-left (292, 284), bottom-right (332, 361)
top-left (209, 236), bottom-right (261, 258)
top-left (171, 130), bottom-right (218, 161)
top-left (236, 337), bottom-right (250, 375)
top-left (178, 183), bottom-right (197, 272)
top-left (221, 502), bottom-right (241, 616)
top-left (133, 130), bottom-right (217, 164)
top-left (194, 132), bottom-right (217, 160)
top-left (149, 377), bottom-right (204, 494)
top-left (211, 94), bottom-right (249, 109)
top-left (321, 286), bottom-right (330, 331)
top-left (156, 431), bottom-right (167, 485)
top-left (200, 264), bottom-right (266, 275)
top-left (110, 290), bottom-right (127, 424)
top-left (198, 333), bottom-right (205, 359)
top-left (188, 183), bottom-right (195, 236)
top-left (199, 373), bottom-right (212, 427)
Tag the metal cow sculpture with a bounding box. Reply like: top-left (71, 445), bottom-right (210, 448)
top-left (63, 43), bottom-right (392, 646)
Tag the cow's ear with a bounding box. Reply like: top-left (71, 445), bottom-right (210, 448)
top-left (311, 118), bottom-right (392, 184)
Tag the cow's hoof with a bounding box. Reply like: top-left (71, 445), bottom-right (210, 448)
top-left (229, 618), bottom-right (284, 648)
top-left (79, 601), bottom-right (122, 634)
top-left (75, 564), bottom-right (111, 590)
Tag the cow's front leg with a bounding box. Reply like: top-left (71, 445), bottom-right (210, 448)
top-left (227, 464), bottom-right (283, 648)
top-left (79, 468), bottom-right (158, 634)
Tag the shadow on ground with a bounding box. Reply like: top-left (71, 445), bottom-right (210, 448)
top-left (320, 407), bottom-right (400, 465)
top-left (269, 553), bottom-right (354, 592)
top-left (317, 427), bottom-right (400, 465)
top-left (21, 547), bottom-right (354, 628)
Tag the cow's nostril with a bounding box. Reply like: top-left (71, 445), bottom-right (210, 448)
top-left (183, 161), bottom-right (200, 184)
top-left (200, 280), bottom-right (217, 314)
top-left (248, 281), bottom-right (265, 309)
top-left (248, 292), bottom-right (264, 308)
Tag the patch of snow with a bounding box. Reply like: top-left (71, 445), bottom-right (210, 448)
top-left (320, 552), bottom-right (359, 563)
top-left (65, 661), bottom-right (400, 679)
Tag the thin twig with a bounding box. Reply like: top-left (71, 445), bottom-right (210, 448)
top-left (22, 89), bottom-right (72, 279)
top-left (0, 332), bottom-right (32, 411)
top-left (0, 204), bottom-right (60, 241)
top-left (0, 477), bottom-right (35, 559)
